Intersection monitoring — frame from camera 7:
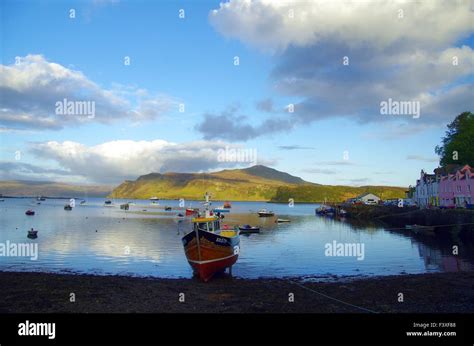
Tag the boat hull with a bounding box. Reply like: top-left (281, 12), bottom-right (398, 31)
top-left (182, 228), bottom-right (239, 282)
top-left (185, 208), bottom-right (198, 216)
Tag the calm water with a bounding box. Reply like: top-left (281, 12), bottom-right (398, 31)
top-left (0, 197), bottom-right (472, 279)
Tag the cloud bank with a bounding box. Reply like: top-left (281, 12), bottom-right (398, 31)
top-left (205, 0), bottom-right (474, 140)
top-left (0, 55), bottom-right (175, 131)
top-left (19, 139), bottom-right (263, 183)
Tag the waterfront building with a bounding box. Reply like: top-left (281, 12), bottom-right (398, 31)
top-left (355, 193), bottom-right (381, 205)
top-left (439, 165), bottom-right (474, 207)
top-left (416, 165), bottom-right (474, 208)
top-left (414, 170), bottom-right (438, 207)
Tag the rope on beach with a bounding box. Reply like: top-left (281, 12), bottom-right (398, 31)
top-left (289, 280), bottom-right (380, 314)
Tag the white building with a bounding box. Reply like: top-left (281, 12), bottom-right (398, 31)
top-left (356, 193), bottom-right (381, 205)
top-left (414, 169), bottom-right (439, 207)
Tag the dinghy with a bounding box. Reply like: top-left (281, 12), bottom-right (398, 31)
top-left (238, 225), bottom-right (260, 234)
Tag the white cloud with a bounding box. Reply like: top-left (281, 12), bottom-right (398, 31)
top-left (406, 155), bottom-right (439, 163)
top-left (0, 55), bottom-right (176, 131)
top-left (28, 139), bottom-right (262, 183)
top-left (210, 0), bottom-right (472, 52)
top-left (208, 0), bottom-right (474, 135)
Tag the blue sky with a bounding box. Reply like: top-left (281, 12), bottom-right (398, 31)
top-left (1, 0), bottom-right (473, 187)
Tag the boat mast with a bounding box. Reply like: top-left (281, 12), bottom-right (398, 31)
top-left (204, 192), bottom-right (212, 218)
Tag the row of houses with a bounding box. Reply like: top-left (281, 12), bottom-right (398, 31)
top-left (413, 164), bottom-right (474, 208)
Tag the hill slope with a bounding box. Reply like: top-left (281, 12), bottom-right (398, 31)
top-left (109, 165), bottom-right (406, 202)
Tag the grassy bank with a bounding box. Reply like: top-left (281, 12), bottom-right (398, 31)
top-left (1, 271), bottom-right (473, 313)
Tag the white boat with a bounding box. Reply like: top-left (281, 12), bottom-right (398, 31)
top-left (257, 209), bottom-right (274, 217)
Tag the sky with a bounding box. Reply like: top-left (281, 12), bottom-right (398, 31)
top-left (0, 0), bottom-right (473, 187)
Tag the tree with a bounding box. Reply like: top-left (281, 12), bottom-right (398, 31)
top-left (435, 112), bottom-right (474, 167)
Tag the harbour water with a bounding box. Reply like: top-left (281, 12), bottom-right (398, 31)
top-left (0, 198), bottom-right (472, 279)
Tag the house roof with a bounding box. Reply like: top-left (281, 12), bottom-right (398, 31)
top-left (434, 164), bottom-right (463, 176)
top-left (356, 192), bottom-right (380, 199)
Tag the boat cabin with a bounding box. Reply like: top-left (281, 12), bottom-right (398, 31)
top-left (192, 217), bottom-right (237, 237)
top-left (193, 217), bottom-right (220, 232)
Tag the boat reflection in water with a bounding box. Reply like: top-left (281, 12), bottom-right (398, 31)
top-left (182, 194), bottom-right (240, 282)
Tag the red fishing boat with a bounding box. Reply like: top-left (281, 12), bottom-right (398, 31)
top-left (185, 208), bottom-right (198, 216)
top-left (181, 194), bottom-right (240, 282)
top-left (223, 201), bottom-right (231, 208)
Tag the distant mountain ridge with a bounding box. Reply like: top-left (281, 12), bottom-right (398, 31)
top-left (109, 165), bottom-right (406, 202)
top-left (240, 165), bottom-right (307, 184)
top-left (0, 180), bottom-right (112, 198)
top-left (0, 166), bottom-right (407, 202)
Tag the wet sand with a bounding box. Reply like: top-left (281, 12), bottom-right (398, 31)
top-left (1, 271), bottom-right (473, 313)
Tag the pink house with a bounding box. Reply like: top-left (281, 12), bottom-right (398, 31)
top-left (439, 165), bottom-right (474, 207)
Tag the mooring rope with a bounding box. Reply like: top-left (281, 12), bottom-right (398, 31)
top-left (289, 280), bottom-right (380, 314)
top-left (382, 221), bottom-right (474, 231)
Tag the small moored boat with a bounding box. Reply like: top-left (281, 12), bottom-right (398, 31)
top-left (27, 228), bottom-right (38, 238)
top-left (104, 200), bottom-right (112, 206)
top-left (257, 209), bottom-right (274, 217)
top-left (120, 203), bottom-right (130, 210)
top-left (213, 206), bottom-right (230, 213)
top-left (315, 205), bottom-right (335, 216)
top-left (275, 218), bottom-right (290, 223)
top-left (64, 204), bottom-right (72, 210)
top-left (223, 201), bottom-right (231, 208)
top-left (238, 225), bottom-right (260, 234)
top-left (25, 210), bottom-right (35, 216)
top-left (182, 193), bottom-right (240, 282)
top-left (164, 206), bottom-right (172, 211)
top-left (185, 208), bottom-right (199, 216)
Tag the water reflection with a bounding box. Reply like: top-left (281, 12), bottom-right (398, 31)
top-left (0, 198), bottom-right (472, 278)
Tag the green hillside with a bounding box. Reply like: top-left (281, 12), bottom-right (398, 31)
top-left (271, 185), bottom-right (407, 203)
top-left (109, 165), bottom-right (406, 202)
